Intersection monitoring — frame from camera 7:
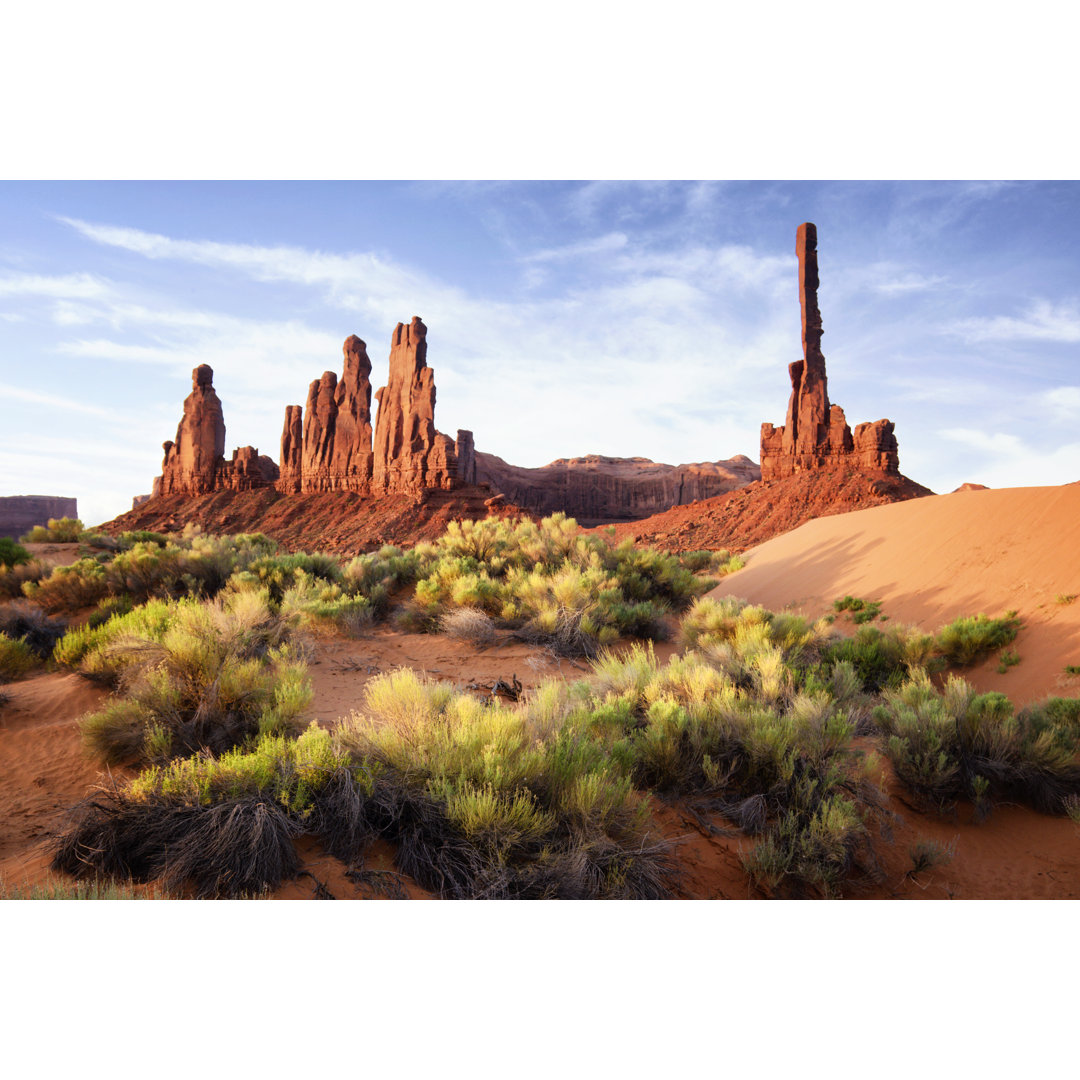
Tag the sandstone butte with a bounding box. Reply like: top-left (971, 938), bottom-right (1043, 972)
top-left (121, 223), bottom-right (930, 551)
top-left (142, 315), bottom-right (757, 527)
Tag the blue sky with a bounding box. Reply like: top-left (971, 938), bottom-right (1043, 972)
top-left (2, 180), bottom-right (1078, 527)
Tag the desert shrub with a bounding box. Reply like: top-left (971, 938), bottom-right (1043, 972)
top-left (118, 530), bottom-right (171, 548)
top-left (0, 558), bottom-right (48, 600)
top-left (245, 552), bottom-right (343, 602)
top-left (874, 672), bottom-right (1080, 817)
top-left (0, 538), bottom-right (32, 567)
top-left (678, 549), bottom-right (743, 576)
top-left (280, 572), bottom-right (374, 636)
top-left (579, 644), bottom-right (886, 897)
top-left (0, 600), bottom-right (66, 658)
top-left (1065, 665), bottom-right (1080, 677)
top-left (834, 596), bottom-right (882, 624)
top-left (21, 517), bottom-right (85, 543)
top-left (341, 545), bottom-right (429, 617)
top-left (333, 670), bottom-right (674, 898)
top-left (0, 632), bottom-right (37, 681)
top-left (1057, 594), bottom-right (1077, 606)
top-left (821, 624), bottom-right (936, 693)
top-left (23, 557), bottom-right (109, 611)
top-left (79, 632), bottom-right (310, 767)
top-left (53, 597), bottom-right (194, 676)
top-left (440, 607), bottom-right (496, 646)
top-left (997, 650), bottom-right (1021, 674)
top-left (408, 514), bottom-right (711, 655)
top-left (935, 612), bottom-right (1022, 667)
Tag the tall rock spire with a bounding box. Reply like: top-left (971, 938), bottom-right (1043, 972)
top-left (761, 223), bottom-right (899, 480)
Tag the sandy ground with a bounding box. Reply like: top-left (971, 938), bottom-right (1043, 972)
top-left (3, 484), bottom-right (1079, 899)
top-left (708, 483), bottom-right (1080, 707)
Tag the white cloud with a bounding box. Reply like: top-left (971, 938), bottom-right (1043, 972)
top-left (0, 271), bottom-right (112, 299)
top-left (1036, 385), bottom-right (1080, 424)
top-left (873, 271), bottom-right (948, 296)
top-left (939, 427), bottom-right (1080, 488)
top-left (947, 300), bottom-right (1080, 344)
top-left (521, 232), bottom-right (629, 263)
top-left (0, 382), bottom-right (117, 418)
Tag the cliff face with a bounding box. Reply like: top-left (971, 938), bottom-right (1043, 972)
top-left (158, 365), bottom-right (278, 496)
top-left (760, 223), bottom-right (899, 480)
top-left (475, 452), bottom-right (760, 525)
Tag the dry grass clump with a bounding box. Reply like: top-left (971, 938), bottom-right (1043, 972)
top-left (439, 607), bottom-right (496, 646)
top-left (934, 611), bottom-right (1022, 667)
top-left (0, 599), bottom-right (66, 658)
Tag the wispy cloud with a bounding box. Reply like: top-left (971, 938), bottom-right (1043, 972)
top-left (0, 271), bottom-right (112, 299)
top-left (0, 382), bottom-right (117, 418)
top-left (1036, 385), bottom-right (1080, 424)
top-left (946, 300), bottom-right (1080, 344)
top-left (873, 271), bottom-right (948, 296)
top-left (521, 232), bottom-right (629, 263)
top-left (939, 426), bottom-right (1080, 488)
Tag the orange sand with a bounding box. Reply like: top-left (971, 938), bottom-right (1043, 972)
top-left (708, 483), bottom-right (1080, 706)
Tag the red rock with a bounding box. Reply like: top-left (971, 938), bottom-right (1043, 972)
top-left (278, 405), bottom-right (303, 494)
top-left (160, 365), bottom-right (226, 494)
top-left (474, 453), bottom-right (760, 526)
top-left (157, 366), bottom-right (277, 497)
top-left (761, 224), bottom-right (900, 480)
top-left (372, 317), bottom-right (459, 493)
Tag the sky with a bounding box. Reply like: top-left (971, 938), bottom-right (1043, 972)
top-left (1, 180), bottom-right (1078, 526)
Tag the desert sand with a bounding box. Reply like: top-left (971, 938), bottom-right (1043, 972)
top-left (707, 483), bottom-right (1080, 706)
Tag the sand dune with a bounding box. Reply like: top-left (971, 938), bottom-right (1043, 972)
top-left (708, 483), bottom-right (1080, 705)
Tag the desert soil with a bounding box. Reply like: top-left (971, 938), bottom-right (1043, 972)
top-left (3, 483), bottom-right (1078, 899)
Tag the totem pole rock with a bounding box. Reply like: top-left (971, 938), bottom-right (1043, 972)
top-left (760, 224), bottom-right (899, 480)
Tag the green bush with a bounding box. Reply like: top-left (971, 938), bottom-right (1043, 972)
top-left (0, 632), bottom-right (37, 681)
top-left (935, 612), bottom-right (1022, 667)
top-left (874, 673), bottom-right (1080, 817)
top-left (0, 538), bottom-right (32, 567)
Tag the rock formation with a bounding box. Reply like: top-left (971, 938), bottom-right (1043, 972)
top-left (0, 495), bottom-right (78, 541)
top-left (760, 223), bottom-right (899, 480)
top-left (371, 317), bottom-right (459, 493)
top-left (157, 365), bottom-right (277, 496)
top-left (475, 453), bottom-right (760, 526)
top-left (274, 320), bottom-right (467, 497)
top-left (159, 365), bottom-right (227, 495)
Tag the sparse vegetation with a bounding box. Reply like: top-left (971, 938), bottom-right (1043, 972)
top-left (834, 595), bottom-right (883, 624)
top-left (21, 517), bottom-right (85, 543)
top-left (935, 611), bottom-right (1022, 667)
top-left (0, 632), bottom-right (37, 682)
top-left (30, 520), bottom-right (1080, 900)
top-left (1057, 594), bottom-right (1076, 606)
top-left (997, 649), bottom-right (1021, 674)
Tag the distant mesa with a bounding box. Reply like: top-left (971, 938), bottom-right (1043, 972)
top-left (760, 223), bottom-right (899, 480)
top-left (475, 453), bottom-right (760, 526)
top-left (0, 495), bottom-right (78, 542)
